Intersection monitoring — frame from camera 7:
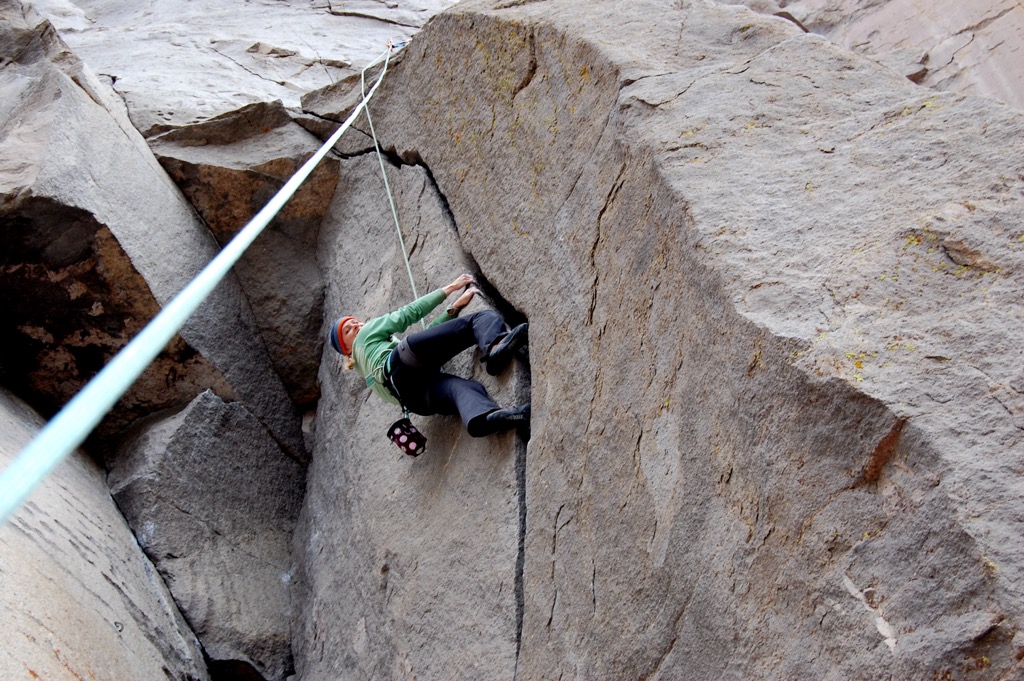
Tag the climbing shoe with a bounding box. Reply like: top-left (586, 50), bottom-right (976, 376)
top-left (484, 403), bottom-right (531, 433)
top-left (485, 322), bottom-right (529, 376)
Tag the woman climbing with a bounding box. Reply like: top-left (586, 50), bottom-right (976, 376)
top-left (328, 274), bottom-right (530, 437)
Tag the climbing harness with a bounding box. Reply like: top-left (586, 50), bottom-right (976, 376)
top-left (382, 345), bottom-right (426, 456)
top-left (0, 43), bottom-right (401, 525)
top-left (383, 352), bottom-right (426, 457)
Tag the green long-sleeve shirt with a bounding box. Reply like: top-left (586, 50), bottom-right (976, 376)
top-left (351, 289), bottom-right (452, 405)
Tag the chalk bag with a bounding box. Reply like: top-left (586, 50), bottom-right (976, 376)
top-left (388, 418), bottom-right (426, 457)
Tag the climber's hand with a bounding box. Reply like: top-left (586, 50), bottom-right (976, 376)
top-left (443, 274), bottom-right (475, 295)
top-left (452, 286), bottom-right (480, 311)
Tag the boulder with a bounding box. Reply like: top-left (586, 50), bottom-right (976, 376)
top-left (149, 100), bottom-right (340, 407)
top-left (0, 5), bottom-right (305, 459)
top-left (290, 152), bottom-right (528, 679)
top-left (24, 0), bottom-right (462, 135)
top-left (0, 388), bottom-right (209, 681)
top-left (109, 390), bottom-right (306, 681)
top-left (776, 0), bottom-right (1024, 110)
top-left (301, 0), bottom-right (1024, 677)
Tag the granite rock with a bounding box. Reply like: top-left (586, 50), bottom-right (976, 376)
top-left (149, 101), bottom-right (340, 407)
top-left (0, 4), bottom-right (305, 458)
top-left (0, 388), bottom-right (209, 681)
top-left (24, 0), bottom-right (461, 135)
top-left (775, 0), bottom-right (1024, 110)
top-left (4, 0), bottom-right (1024, 679)
top-left (303, 0), bottom-right (1024, 677)
top-left (290, 152), bottom-right (528, 680)
top-left (109, 390), bottom-right (306, 681)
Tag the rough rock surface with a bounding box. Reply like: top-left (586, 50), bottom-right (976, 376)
top-left (777, 0), bottom-right (1024, 111)
top-left (0, 388), bottom-right (209, 681)
top-left (0, 5), bottom-right (304, 457)
top-left (150, 101), bottom-right (340, 407)
top-left (109, 390), bottom-right (306, 681)
top-left (291, 152), bottom-right (529, 680)
top-left (4, 0), bottom-right (1024, 679)
top-left (24, 0), bottom-right (461, 135)
top-left (298, 0), bottom-right (1024, 677)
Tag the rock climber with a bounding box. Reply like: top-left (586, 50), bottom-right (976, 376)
top-left (328, 274), bottom-right (530, 437)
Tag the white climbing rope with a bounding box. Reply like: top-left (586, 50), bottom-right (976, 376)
top-left (0, 45), bottom-right (397, 525)
top-left (360, 44), bottom-right (425, 328)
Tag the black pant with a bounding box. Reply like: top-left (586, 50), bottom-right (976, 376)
top-left (388, 311), bottom-right (507, 436)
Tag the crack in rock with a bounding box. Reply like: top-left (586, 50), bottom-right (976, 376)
top-left (374, 147), bottom-right (532, 674)
top-left (211, 46), bottom-right (286, 86)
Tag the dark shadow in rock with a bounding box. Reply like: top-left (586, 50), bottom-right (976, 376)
top-left (207, 658), bottom-right (273, 681)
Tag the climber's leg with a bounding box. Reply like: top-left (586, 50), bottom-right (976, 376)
top-left (423, 373), bottom-right (501, 435)
top-left (402, 311), bottom-right (507, 369)
top-left (482, 322), bottom-right (529, 376)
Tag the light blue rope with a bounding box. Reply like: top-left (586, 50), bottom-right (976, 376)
top-left (360, 55), bottom-right (424, 328)
top-left (0, 47), bottom-right (394, 525)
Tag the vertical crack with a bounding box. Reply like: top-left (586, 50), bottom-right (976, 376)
top-left (511, 29), bottom-right (538, 100)
top-left (589, 161), bottom-right (627, 325)
top-left (591, 558), bottom-right (596, 613)
top-left (407, 150), bottom-right (531, 676)
top-left (403, 151), bottom-right (456, 230)
top-left (331, 121), bottom-right (534, 675)
top-left (514, 431), bottom-right (528, 673)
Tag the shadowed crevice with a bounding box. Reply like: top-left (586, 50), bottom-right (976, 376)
top-left (412, 152), bottom-right (532, 673)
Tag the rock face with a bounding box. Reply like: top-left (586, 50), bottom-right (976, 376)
top-left (0, 388), bottom-right (209, 681)
top-left (779, 0), bottom-right (1024, 111)
top-left (0, 5), bottom-right (304, 457)
top-left (4, 0), bottom-right (1024, 680)
top-left (295, 0), bottom-right (1024, 677)
top-left (109, 390), bottom-right (306, 681)
top-left (24, 0), bottom-right (461, 134)
top-left (291, 151), bottom-right (529, 680)
top-left (150, 101), bottom-right (340, 407)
